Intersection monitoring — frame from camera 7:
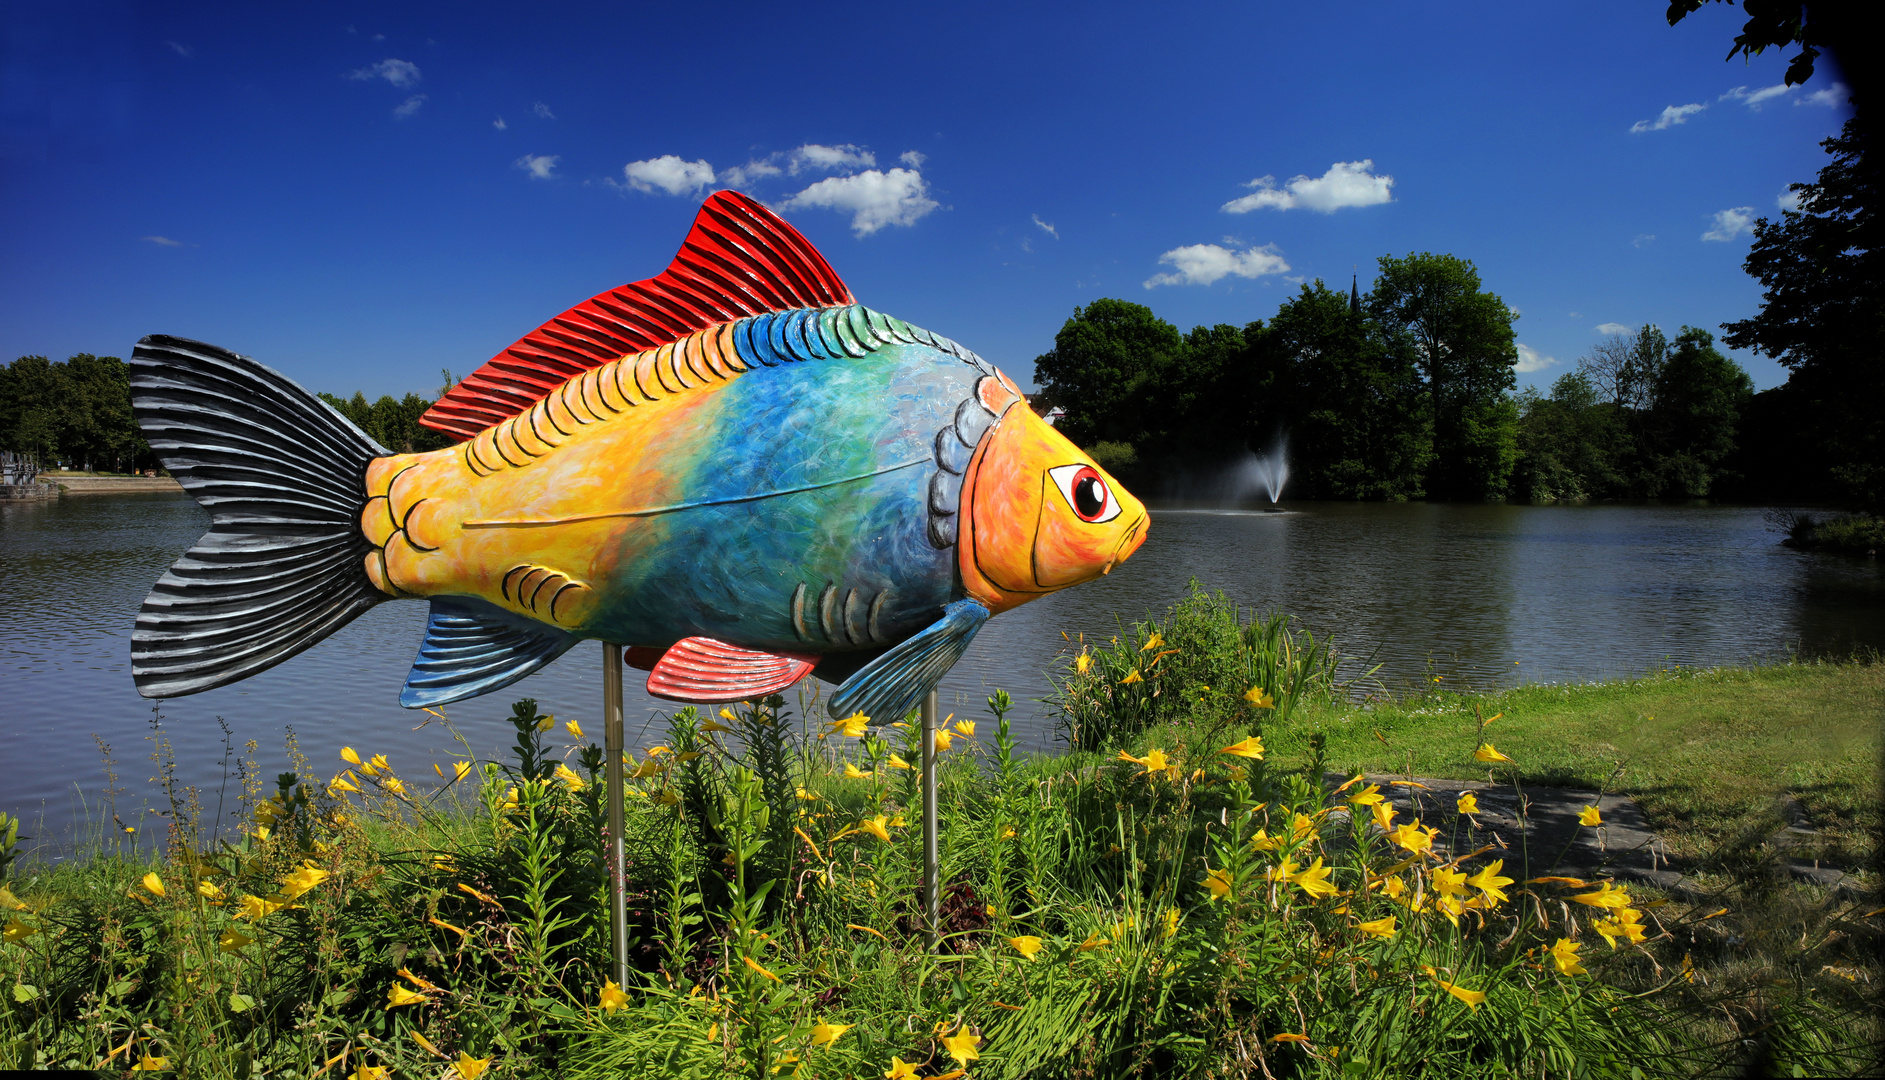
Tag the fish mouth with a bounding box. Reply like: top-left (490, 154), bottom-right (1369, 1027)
top-left (1100, 514), bottom-right (1149, 575)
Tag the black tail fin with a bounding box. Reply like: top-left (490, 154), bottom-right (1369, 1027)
top-left (130, 335), bottom-right (390, 698)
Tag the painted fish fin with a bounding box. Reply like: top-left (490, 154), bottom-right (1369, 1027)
top-left (399, 596), bottom-right (580, 708)
top-left (645, 637), bottom-right (821, 703)
top-left (828, 599), bottom-right (991, 723)
top-left (422, 190), bottom-right (855, 441)
top-left (129, 335), bottom-right (390, 699)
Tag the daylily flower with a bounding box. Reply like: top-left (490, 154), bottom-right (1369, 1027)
top-left (398, 967), bottom-right (440, 992)
top-left (628, 760), bottom-right (661, 780)
top-left (886, 753), bottom-right (913, 770)
top-left (598, 979), bottom-right (628, 1012)
top-left (1120, 669), bottom-right (1143, 685)
top-left (4, 919), bottom-right (38, 942)
top-left (1244, 686), bottom-right (1275, 709)
top-left (1291, 858), bottom-right (1340, 899)
top-left (341, 747), bottom-right (362, 766)
top-left (279, 865), bottom-right (329, 900)
top-left (136, 872), bottom-right (165, 898)
top-left (1220, 735), bottom-right (1265, 759)
top-left (453, 761), bottom-right (473, 780)
top-left (1249, 828), bottom-right (1280, 851)
top-left (742, 956), bottom-right (781, 982)
top-left (1371, 801), bottom-right (1396, 833)
top-left (235, 894), bottom-right (287, 921)
top-left (350, 1066), bottom-right (388, 1080)
top-left (829, 713), bottom-right (869, 738)
top-left (1163, 907), bottom-right (1181, 938)
top-left (842, 762), bottom-right (872, 780)
top-left (860, 815), bottom-right (892, 843)
top-left (1356, 915), bottom-right (1397, 939)
top-left (1465, 860), bottom-right (1513, 906)
top-left (498, 787), bottom-right (520, 811)
top-left (884, 1057), bottom-right (921, 1080)
top-left (1204, 867), bottom-right (1233, 900)
top-left (810, 1021), bottom-right (852, 1047)
top-left (952, 719), bottom-right (976, 738)
top-left (699, 718), bottom-right (733, 734)
top-left (565, 719), bottom-right (584, 739)
top-left (653, 789), bottom-right (680, 807)
top-left (1117, 748), bottom-right (1170, 777)
top-left (1578, 805), bottom-right (1602, 826)
top-left (1435, 976), bottom-right (1486, 1009)
top-left (933, 729), bottom-right (954, 753)
top-left (1140, 633), bottom-right (1164, 652)
top-left (1430, 865), bottom-right (1468, 897)
top-left (386, 982), bottom-right (429, 1008)
top-left (1347, 784), bottom-right (1384, 807)
top-left (428, 917), bottom-right (469, 941)
top-left (1473, 742), bottom-right (1512, 764)
top-left (383, 775), bottom-right (408, 795)
top-left (536, 715), bottom-right (555, 732)
top-left (1009, 935), bottom-right (1043, 959)
top-left (369, 753), bottom-right (392, 774)
top-left (1075, 651), bottom-right (1092, 674)
top-left (998, 825), bottom-right (1016, 840)
top-left (1270, 1033), bottom-right (1311, 1045)
top-left (1389, 821), bottom-right (1435, 855)
top-left (1547, 937), bottom-right (1586, 975)
top-left (1457, 791), bottom-right (1480, 815)
top-left (217, 928), bottom-right (252, 952)
top-left (1571, 881), bottom-right (1632, 909)
top-left (132, 1055), bottom-right (169, 1072)
top-left (941, 1029), bottom-right (982, 1066)
top-left (330, 773), bottom-right (361, 794)
top-left (795, 787), bottom-right (820, 801)
top-left (453, 1053), bottom-right (492, 1079)
top-left (550, 763), bottom-right (585, 792)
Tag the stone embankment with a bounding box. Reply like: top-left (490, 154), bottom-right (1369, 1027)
top-left (43, 475), bottom-right (184, 495)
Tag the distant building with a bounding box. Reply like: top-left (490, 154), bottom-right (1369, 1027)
top-left (1026, 394), bottom-right (1066, 426)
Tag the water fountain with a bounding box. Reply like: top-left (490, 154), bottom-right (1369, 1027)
top-left (1238, 436), bottom-right (1289, 509)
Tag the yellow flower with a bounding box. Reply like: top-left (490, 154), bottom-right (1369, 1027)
top-left (554, 764), bottom-right (586, 791)
top-left (1075, 651), bottom-right (1092, 674)
top-left (599, 979), bottom-right (629, 1012)
top-left (1430, 865), bottom-right (1468, 897)
top-left (537, 715), bottom-right (554, 732)
top-left (1140, 633), bottom-right (1164, 652)
top-left (341, 747), bottom-right (362, 766)
top-left (1578, 805), bottom-right (1602, 827)
top-left (837, 761), bottom-right (872, 781)
top-left (1356, 914), bottom-right (1397, 939)
top-left (498, 787), bottom-right (520, 811)
top-left (699, 718), bottom-right (733, 734)
top-left (1436, 977), bottom-right (1486, 1009)
top-left (279, 865), bottom-right (329, 900)
top-left (350, 1066), bottom-right (389, 1080)
top-left (429, 917), bottom-right (469, 941)
top-left (1162, 907), bottom-right (1181, 938)
top-left (383, 775), bottom-right (407, 795)
top-left (564, 719), bottom-right (584, 740)
top-left (217, 928), bottom-right (252, 952)
top-left (795, 786), bottom-right (820, 801)
top-left (884, 1057), bottom-right (921, 1080)
top-left (1219, 735), bottom-right (1265, 759)
top-left (1290, 857), bottom-right (1340, 899)
top-left (1009, 935), bottom-right (1043, 959)
top-left (1271, 1032), bottom-right (1311, 1044)
top-left (1379, 874), bottom-right (1406, 899)
top-left (1456, 791), bottom-right (1480, 815)
top-left (886, 754), bottom-right (913, 770)
top-left (0, 886), bottom-right (28, 912)
top-left (369, 753), bottom-right (392, 774)
top-left (1347, 784), bottom-right (1384, 807)
top-left (998, 825), bottom-right (1016, 840)
top-left (628, 760), bottom-right (661, 780)
top-left (132, 1054), bottom-right (169, 1072)
top-left (1547, 937), bottom-right (1586, 975)
top-left (385, 982), bottom-right (429, 1008)
top-left (1243, 686), bottom-right (1275, 709)
top-left (952, 719), bottom-right (976, 739)
top-left (453, 761), bottom-right (472, 781)
top-left (399, 967), bottom-right (440, 992)
top-left (810, 1021), bottom-right (852, 1047)
top-left (235, 894), bottom-right (287, 921)
top-left (652, 788), bottom-right (680, 807)
top-left (860, 815), bottom-right (892, 843)
top-left (1290, 813), bottom-right (1317, 841)
top-left (140, 872), bottom-right (165, 897)
top-left (453, 1052), bottom-right (492, 1079)
top-left (1465, 860), bottom-right (1513, 906)
top-left (330, 773), bottom-right (361, 795)
top-left (1371, 801), bottom-right (1396, 832)
top-left (829, 713), bottom-right (869, 738)
top-left (1117, 747), bottom-right (1170, 777)
top-left (933, 729), bottom-right (954, 753)
top-left (1120, 669), bottom-right (1143, 685)
top-left (1389, 821), bottom-right (1435, 855)
top-left (1571, 881), bottom-right (1632, 909)
top-left (1473, 742), bottom-right (1512, 764)
top-left (1204, 867), bottom-right (1233, 900)
top-left (941, 1029), bottom-right (982, 1066)
top-left (742, 956), bottom-right (781, 982)
top-left (4, 919), bottom-right (39, 943)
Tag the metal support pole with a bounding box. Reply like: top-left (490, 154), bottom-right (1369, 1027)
top-left (921, 688), bottom-right (941, 951)
top-left (602, 642), bottom-right (628, 988)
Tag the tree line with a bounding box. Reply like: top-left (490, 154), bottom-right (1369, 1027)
top-left (1036, 116), bottom-right (1875, 508)
top-left (0, 354), bottom-right (454, 472)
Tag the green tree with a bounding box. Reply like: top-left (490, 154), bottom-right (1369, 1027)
top-left (1031, 299), bottom-right (1188, 454)
top-left (1511, 371), bottom-right (1628, 502)
top-left (1720, 115), bottom-right (1881, 507)
top-left (1252, 281), bottom-right (1430, 499)
top-left (60, 354), bottom-right (145, 471)
top-left (317, 391), bottom-right (455, 455)
top-left (1368, 253), bottom-right (1519, 499)
top-left (0, 356), bottom-right (72, 464)
top-left (1640, 327), bottom-right (1755, 498)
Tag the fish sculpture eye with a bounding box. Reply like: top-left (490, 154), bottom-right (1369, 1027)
top-left (1048, 463), bottom-right (1122, 524)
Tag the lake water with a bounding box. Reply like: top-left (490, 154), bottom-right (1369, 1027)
top-left (4, 493), bottom-right (1881, 850)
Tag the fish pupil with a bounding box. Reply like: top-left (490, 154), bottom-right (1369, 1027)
top-left (1074, 475), bottom-right (1106, 519)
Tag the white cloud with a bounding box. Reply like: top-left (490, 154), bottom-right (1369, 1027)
top-left (392, 94), bottom-right (426, 119)
top-left (142, 235), bottom-right (182, 247)
top-left (493, 116), bottom-right (507, 130)
top-left (1799, 82), bottom-right (1850, 107)
top-left (779, 168), bottom-right (939, 235)
top-left (1632, 233), bottom-right (1656, 248)
top-left (1142, 243), bottom-right (1289, 288)
top-left (623, 155), bottom-right (716, 196)
top-left (1778, 189), bottom-right (1803, 212)
top-left (1629, 103), bottom-right (1704, 133)
top-left (515, 154), bottom-right (558, 180)
top-left (1221, 160), bottom-right (1393, 214)
top-left (1702, 206), bottom-right (1756, 242)
top-left (1720, 84), bottom-right (1792, 109)
top-left (789, 143), bottom-right (876, 175)
top-left (1515, 343), bottom-right (1558, 373)
top-left (718, 158), bottom-right (783, 188)
top-left (899, 150), bottom-right (927, 168)
top-left (534, 102), bottom-right (555, 119)
top-left (347, 58), bottom-right (421, 87)
top-left (1594, 322), bottom-right (1630, 335)
top-left (1032, 213), bottom-right (1058, 239)
top-left (165, 41), bottom-right (192, 58)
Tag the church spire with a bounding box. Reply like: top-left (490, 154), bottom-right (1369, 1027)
top-left (1349, 273), bottom-right (1361, 316)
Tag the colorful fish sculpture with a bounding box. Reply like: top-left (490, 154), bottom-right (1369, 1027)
top-left (129, 191), bottom-right (1147, 722)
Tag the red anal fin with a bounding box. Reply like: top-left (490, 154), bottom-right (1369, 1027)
top-left (422, 190), bottom-right (855, 442)
top-left (643, 637), bottom-right (820, 703)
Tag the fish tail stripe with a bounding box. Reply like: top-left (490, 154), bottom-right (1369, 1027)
top-left (867, 591), bottom-right (888, 643)
top-left (738, 316), bottom-right (781, 368)
top-left (633, 349), bottom-right (665, 401)
top-left (768, 313), bottom-right (802, 365)
top-left (790, 583), bottom-right (810, 641)
top-left (424, 191), bottom-right (853, 442)
top-left (129, 336), bottom-right (387, 699)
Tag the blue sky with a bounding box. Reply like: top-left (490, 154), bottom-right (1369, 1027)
top-left (1, 1), bottom-right (1853, 403)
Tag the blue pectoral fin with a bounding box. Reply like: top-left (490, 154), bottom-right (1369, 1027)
top-left (828, 598), bottom-right (990, 723)
top-left (399, 596), bottom-right (581, 708)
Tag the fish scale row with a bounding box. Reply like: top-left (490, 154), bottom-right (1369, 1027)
top-left (461, 305), bottom-right (993, 477)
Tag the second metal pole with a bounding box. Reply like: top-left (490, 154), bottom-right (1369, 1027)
top-left (921, 689), bottom-right (940, 951)
top-left (602, 642), bottom-right (628, 988)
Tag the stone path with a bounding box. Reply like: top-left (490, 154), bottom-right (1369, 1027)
top-left (1325, 774), bottom-right (1872, 900)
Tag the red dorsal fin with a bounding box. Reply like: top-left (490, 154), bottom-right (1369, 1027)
top-left (644, 637), bottom-right (820, 703)
top-left (421, 191), bottom-right (854, 441)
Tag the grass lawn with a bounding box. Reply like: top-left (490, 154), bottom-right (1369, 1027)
top-left (1268, 660), bottom-right (1882, 870)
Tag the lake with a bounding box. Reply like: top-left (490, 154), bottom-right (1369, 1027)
top-left (4, 492), bottom-right (1880, 851)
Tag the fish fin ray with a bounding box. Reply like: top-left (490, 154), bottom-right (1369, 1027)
top-left (645, 637), bottom-right (820, 703)
top-left (399, 596), bottom-right (579, 708)
top-left (828, 600), bottom-right (990, 722)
